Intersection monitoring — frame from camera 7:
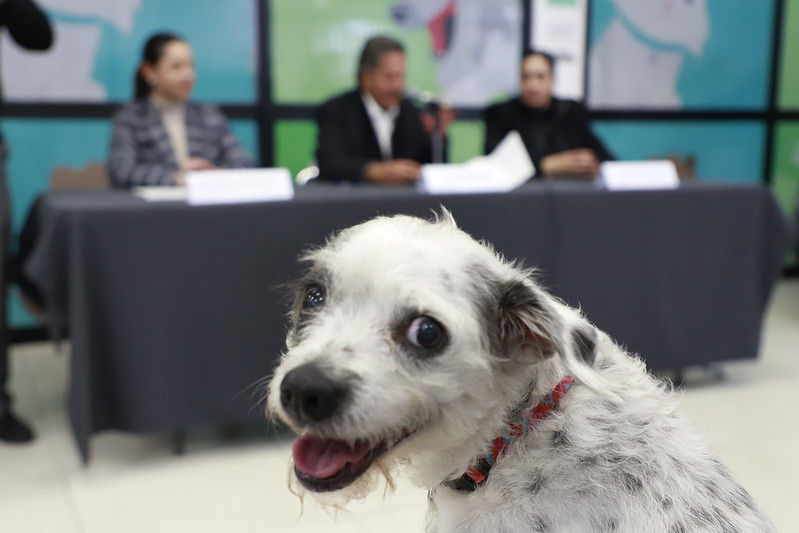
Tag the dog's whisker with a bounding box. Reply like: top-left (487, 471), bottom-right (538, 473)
top-left (230, 375), bottom-right (274, 413)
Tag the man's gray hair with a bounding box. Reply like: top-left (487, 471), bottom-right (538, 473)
top-left (358, 35), bottom-right (404, 75)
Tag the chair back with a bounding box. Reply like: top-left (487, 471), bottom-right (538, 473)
top-left (50, 162), bottom-right (110, 190)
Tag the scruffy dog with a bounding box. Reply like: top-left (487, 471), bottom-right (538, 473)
top-left (267, 212), bottom-right (777, 533)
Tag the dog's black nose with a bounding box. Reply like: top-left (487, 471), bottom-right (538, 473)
top-left (280, 364), bottom-right (345, 424)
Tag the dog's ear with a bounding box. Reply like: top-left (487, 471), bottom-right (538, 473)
top-left (497, 278), bottom-right (598, 366)
top-left (496, 276), bottom-right (619, 400)
top-left (495, 278), bottom-right (558, 359)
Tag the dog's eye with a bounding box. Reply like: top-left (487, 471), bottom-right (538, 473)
top-left (406, 316), bottom-right (445, 349)
top-left (303, 286), bottom-right (325, 310)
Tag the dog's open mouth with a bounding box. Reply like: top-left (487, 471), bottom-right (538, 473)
top-left (292, 432), bottom-right (410, 492)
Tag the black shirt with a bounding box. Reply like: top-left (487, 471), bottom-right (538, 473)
top-left (483, 97), bottom-right (613, 174)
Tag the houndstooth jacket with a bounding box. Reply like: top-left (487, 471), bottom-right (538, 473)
top-left (108, 99), bottom-right (254, 188)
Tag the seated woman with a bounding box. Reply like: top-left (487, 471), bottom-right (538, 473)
top-left (108, 32), bottom-right (254, 188)
top-left (484, 50), bottom-right (612, 178)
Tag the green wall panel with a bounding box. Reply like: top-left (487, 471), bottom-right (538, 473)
top-left (271, 0), bottom-right (437, 105)
top-left (771, 122), bottom-right (799, 221)
top-left (448, 121), bottom-right (484, 164)
top-left (274, 121), bottom-right (317, 180)
top-left (779, 0), bottom-right (799, 109)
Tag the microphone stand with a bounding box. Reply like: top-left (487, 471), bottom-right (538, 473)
top-left (409, 89), bottom-right (446, 164)
top-left (428, 100), bottom-right (445, 164)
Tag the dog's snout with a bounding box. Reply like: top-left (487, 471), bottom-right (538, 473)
top-left (280, 364), bottom-right (345, 424)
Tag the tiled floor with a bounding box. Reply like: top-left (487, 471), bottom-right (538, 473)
top-left (2, 280), bottom-right (798, 532)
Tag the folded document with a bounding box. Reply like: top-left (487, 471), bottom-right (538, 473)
top-left (419, 130), bottom-right (535, 194)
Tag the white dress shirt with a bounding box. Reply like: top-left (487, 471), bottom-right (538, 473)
top-left (361, 91), bottom-right (400, 160)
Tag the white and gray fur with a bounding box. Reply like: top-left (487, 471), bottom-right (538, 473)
top-left (267, 211), bottom-right (777, 533)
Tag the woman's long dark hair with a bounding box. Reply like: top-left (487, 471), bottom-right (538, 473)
top-left (134, 32), bottom-right (185, 100)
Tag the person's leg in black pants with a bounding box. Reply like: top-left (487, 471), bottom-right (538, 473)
top-left (0, 150), bottom-right (34, 443)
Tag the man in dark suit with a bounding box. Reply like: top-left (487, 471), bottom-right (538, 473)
top-left (315, 36), bottom-right (452, 184)
top-left (484, 50), bottom-right (612, 178)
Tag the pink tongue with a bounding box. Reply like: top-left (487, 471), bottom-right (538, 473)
top-left (292, 435), bottom-right (373, 479)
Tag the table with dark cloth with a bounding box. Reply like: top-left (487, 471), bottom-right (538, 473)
top-left (22, 181), bottom-right (792, 462)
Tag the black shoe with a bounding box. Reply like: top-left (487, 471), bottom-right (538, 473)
top-left (0, 411), bottom-right (35, 443)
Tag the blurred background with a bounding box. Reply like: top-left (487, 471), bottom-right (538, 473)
top-left (3, 1), bottom-right (798, 343)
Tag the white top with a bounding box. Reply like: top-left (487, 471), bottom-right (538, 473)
top-left (361, 91), bottom-right (399, 160)
top-left (150, 94), bottom-right (189, 164)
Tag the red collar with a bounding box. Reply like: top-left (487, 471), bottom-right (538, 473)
top-left (444, 376), bottom-right (574, 492)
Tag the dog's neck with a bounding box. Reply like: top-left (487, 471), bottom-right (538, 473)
top-left (443, 375), bottom-right (574, 492)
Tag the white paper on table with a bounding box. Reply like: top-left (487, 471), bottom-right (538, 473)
top-left (599, 160), bottom-right (680, 191)
top-left (185, 168), bottom-right (295, 205)
top-left (419, 130), bottom-right (535, 194)
top-left (131, 186), bottom-right (187, 202)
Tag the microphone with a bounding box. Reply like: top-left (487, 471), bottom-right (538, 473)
top-left (406, 87), bottom-right (444, 109)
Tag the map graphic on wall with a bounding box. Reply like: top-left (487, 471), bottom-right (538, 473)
top-left (588, 0), bottom-right (774, 110)
top-left (0, 0), bottom-right (255, 102)
top-left (530, 0), bottom-right (587, 101)
top-left (1, 0), bottom-right (141, 100)
top-left (271, 0), bottom-right (520, 108)
top-left (390, 0), bottom-right (521, 106)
